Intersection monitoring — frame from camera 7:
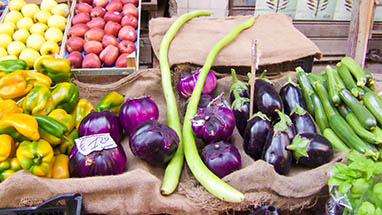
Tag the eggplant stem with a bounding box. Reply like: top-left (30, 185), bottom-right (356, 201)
top-left (183, 16), bottom-right (255, 202)
top-left (231, 68), bottom-right (238, 84)
top-left (159, 10), bottom-right (212, 195)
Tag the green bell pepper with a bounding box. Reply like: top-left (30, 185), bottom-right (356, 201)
top-left (96, 91), bottom-right (124, 114)
top-left (34, 56), bottom-right (71, 83)
top-left (33, 114), bottom-right (68, 146)
top-left (23, 85), bottom-right (54, 115)
top-left (0, 59), bottom-right (29, 74)
top-left (58, 129), bottom-right (78, 155)
top-left (51, 82), bottom-right (79, 113)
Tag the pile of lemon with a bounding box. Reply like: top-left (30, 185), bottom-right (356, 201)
top-left (0, 0), bottom-right (69, 67)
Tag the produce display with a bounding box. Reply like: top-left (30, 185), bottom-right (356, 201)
top-left (65, 0), bottom-right (139, 69)
top-left (0, 0), bottom-right (70, 67)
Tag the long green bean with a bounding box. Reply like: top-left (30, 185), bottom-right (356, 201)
top-left (183, 17), bottom-right (255, 202)
top-left (159, 10), bottom-right (212, 195)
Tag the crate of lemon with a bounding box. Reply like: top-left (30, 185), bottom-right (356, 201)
top-left (0, 0), bottom-right (73, 68)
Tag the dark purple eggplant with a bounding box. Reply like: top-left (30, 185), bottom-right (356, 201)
top-left (250, 206), bottom-right (278, 215)
top-left (290, 104), bottom-right (317, 135)
top-left (254, 77), bottom-right (283, 120)
top-left (262, 124), bottom-right (292, 175)
top-left (287, 133), bottom-right (333, 168)
top-left (229, 68), bottom-right (249, 104)
top-left (184, 94), bottom-right (214, 113)
top-left (279, 74), bottom-right (306, 115)
top-left (243, 112), bottom-right (271, 160)
top-left (275, 110), bottom-right (296, 140)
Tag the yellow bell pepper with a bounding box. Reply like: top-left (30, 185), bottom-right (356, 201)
top-left (0, 134), bottom-right (15, 161)
top-left (25, 70), bottom-right (52, 87)
top-left (46, 154), bottom-right (69, 179)
top-left (0, 70), bottom-right (35, 99)
top-left (16, 139), bottom-right (54, 177)
top-left (48, 109), bottom-right (75, 134)
top-left (0, 99), bottom-right (22, 119)
top-left (0, 113), bottom-right (40, 141)
top-left (72, 98), bottom-right (95, 129)
top-left (10, 157), bottom-right (21, 171)
top-left (0, 159), bottom-right (15, 181)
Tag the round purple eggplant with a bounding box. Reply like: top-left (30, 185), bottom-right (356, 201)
top-left (262, 126), bottom-right (292, 175)
top-left (201, 141), bottom-right (241, 178)
top-left (279, 75), bottom-right (306, 115)
top-left (250, 206), bottom-right (278, 215)
top-left (287, 133), bottom-right (333, 168)
top-left (275, 110), bottom-right (296, 140)
top-left (290, 104), bottom-right (317, 135)
top-left (243, 112), bottom-right (271, 160)
top-left (254, 78), bottom-right (283, 120)
top-left (184, 94), bottom-right (214, 113)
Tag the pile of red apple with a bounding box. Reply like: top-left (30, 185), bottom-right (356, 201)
top-left (65, 0), bottom-right (139, 68)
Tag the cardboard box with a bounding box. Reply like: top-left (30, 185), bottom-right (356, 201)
top-left (60, 0), bottom-right (141, 82)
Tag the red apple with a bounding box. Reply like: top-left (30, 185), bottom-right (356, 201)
top-left (86, 17), bottom-right (106, 29)
top-left (93, 0), bottom-right (108, 8)
top-left (82, 53), bottom-right (101, 68)
top-left (79, 0), bottom-right (93, 5)
top-left (75, 3), bottom-right (92, 14)
top-left (121, 14), bottom-right (137, 29)
top-left (91, 6), bottom-right (106, 18)
top-left (118, 40), bottom-right (136, 54)
top-left (68, 24), bottom-right (89, 37)
top-left (115, 53), bottom-right (130, 67)
top-left (100, 45), bottom-right (119, 66)
top-left (66, 36), bottom-right (85, 52)
top-left (102, 34), bottom-right (119, 47)
top-left (84, 41), bottom-right (103, 55)
top-left (118, 25), bottom-right (136, 42)
top-left (104, 11), bottom-right (122, 23)
top-left (104, 21), bottom-right (121, 36)
top-left (106, 0), bottom-right (122, 12)
top-left (85, 28), bottom-right (105, 41)
top-left (67, 51), bottom-right (83, 68)
top-left (122, 3), bottom-right (138, 17)
top-left (72, 12), bottom-right (91, 25)
top-left (121, 0), bottom-right (138, 6)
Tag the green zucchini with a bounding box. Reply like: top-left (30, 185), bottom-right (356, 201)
top-left (322, 128), bottom-right (350, 152)
top-left (364, 70), bottom-right (374, 87)
top-left (341, 56), bottom-right (367, 87)
top-left (345, 112), bottom-right (382, 144)
top-left (296, 67), bottom-right (314, 115)
top-left (363, 86), bottom-right (375, 94)
top-left (337, 103), bottom-right (352, 118)
top-left (363, 91), bottom-right (382, 126)
top-left (339, 88), bottom-right (377, 131)
top-left (312, 80), bottom-right (338, 118)
top-left (357, 87), bottom-right (365, 100)
top-left (329, 114), bottom-right (379, 159)
top-left (326, 66), bottom-right (342, 106)
top-left (311, 92), bottom-right (328, 133)
top-left (337, 62), bottom-right (359, 98)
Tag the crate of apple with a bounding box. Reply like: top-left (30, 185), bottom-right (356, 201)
top-left (65, 0), bottom-right (139, 69)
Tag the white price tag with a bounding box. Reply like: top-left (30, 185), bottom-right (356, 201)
top-left (74, 133), bottom-right (118, 156)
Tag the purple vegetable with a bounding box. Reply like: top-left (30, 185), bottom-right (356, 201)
top-left (177, 68), bottom-right (217, 98)
top-left (129, 120), bottom-right (179, 166)
top-left (279, 74), bottom-right (306, 115)
top-left (79, 110), bottom-right (123, 143)
top-left (254, 78), bottom-right (283, 120)
top-left (275, 110), bottom-right (296, 140)
top-left (290, 104), bottom-right (317, 135)
top-left (243, 112), bottom-right (271, 160)
top-left (119, 96), bottom-right (159, 135)
top-left (250, 206), bottom-right (278, 215)
top-left (69, 143), bottom-right (127, 177)
top-left (229, 68), bottom-right (249, 104)
top-left (184, 94), bottom-right (214, 113)
top-left (201, 141), bottom-right (241, 178)
top-left (191, 96), bottom-right (236, 143)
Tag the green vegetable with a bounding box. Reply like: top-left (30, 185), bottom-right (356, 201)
top-left (296, 67), bottom-right (314, 114)
top-left (345, 112), bottom-right (382, 144)
top-left (0, 59), bottom-right (29, 73)
top-left (339, 88), bottom-right (377, 131)
top-left (337, 103), bottom-right (352, 118)
top-left (183, 16), bottom-right (255, 203)
top-left (364, 70), bottom-right (374, 87)
top-left (358, 201), bottom-right (375, 215)
top-left (311, 92), bottom-right (328, 132)
top-left (312, 80), bottom-right (337, 118)
top-left (322, 128), bottom-right (349, 152)
top-left (159, 10), bottom-right (212, 195)
top-left (337, 62), bottom-right (359, 97)
top-left (327, 66), bottom-right (342, 106)
top-left (363, 91), bottom-right (382, 126)
top-left (341, 56), bottom-right (367, 87)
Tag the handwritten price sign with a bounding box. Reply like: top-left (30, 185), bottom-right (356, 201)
top-left (74, 133), bottom-right (118, 156)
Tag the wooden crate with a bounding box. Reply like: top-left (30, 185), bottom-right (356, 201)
top-left (60, 0), bottom-right (141, 82)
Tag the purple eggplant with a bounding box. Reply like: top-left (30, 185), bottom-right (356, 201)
top-left (250, 206), bottom-right (278, 215)
top-left (262, 123), bottom-right (292, 175)
top-left (279, 75), bottom-right (306, 115)
top-left (254, 77), bottom-right (283, 120)
top-left (287, 133), bottom-right (333, 168)
top-left (184, 94), bottom-right (214, 113)
top-left (290, 104), bottom-right (317, 135)
top-left (229, 68), bottom-right (249, 104)
top-left (231, 94), bottom-right (257, 138)
top-left (275, 110), bottom-right (296, 140)
top-left (243, 112), bottom-right (271, 160)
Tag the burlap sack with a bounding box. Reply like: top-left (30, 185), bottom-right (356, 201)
top-left (149, 14), bottom-right (322, 68)
top-left (0, 68), bottom-right (344, 215)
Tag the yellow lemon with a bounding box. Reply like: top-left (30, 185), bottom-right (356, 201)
top-left (21, 3), bottom-right (40, 18)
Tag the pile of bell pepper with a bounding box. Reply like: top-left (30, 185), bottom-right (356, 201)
top-left (0, 56), bottom-right (98, 181)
